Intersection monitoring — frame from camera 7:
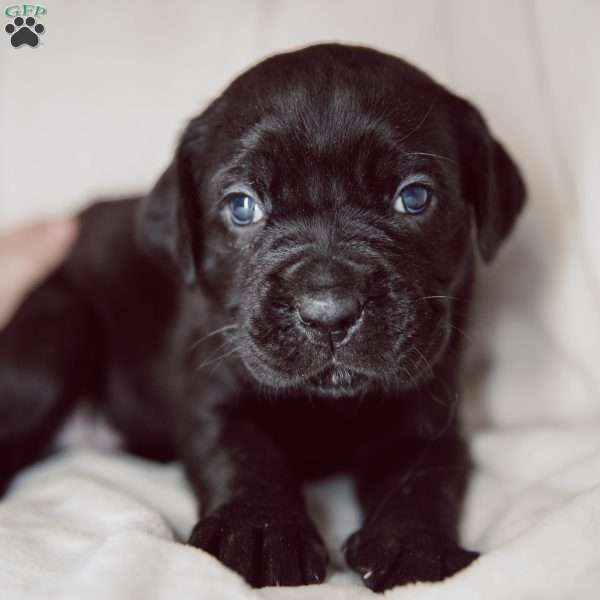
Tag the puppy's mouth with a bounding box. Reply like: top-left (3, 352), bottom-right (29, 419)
top-left (240, 331), bottom-right (375, 396)
top-left (305, 362), bottom-right (371, 397)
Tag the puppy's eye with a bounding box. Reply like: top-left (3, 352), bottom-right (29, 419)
top-left (225, 193), bottom-right (265, 226)
top-left (394, 184), bottom-right (432, 215)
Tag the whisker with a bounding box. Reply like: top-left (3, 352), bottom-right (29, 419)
top-left (397, 97), bottom-right (438, 144)
top-left (427, 391), bottom-right (460, 440)
top-left (417, 295), bottom-right (461, 302)
top-left (207, 346), bottom-right (243, 377)
top-left (196, 345), bottom-right (241, 372)
top-left (401, 356), bottom-right (422, 393)
top-left (448, 323), bottom-right (477, 345)
top-left (193, 330), bottom-right (241, 370)
top-left (404, 151), bottom-right (458, 165)
top-left (198, 337), bottom-right (235, 362)
top-left (412, 347), bottom-right (435, 380)
top-left (188, 324), bottom-right (238, 353)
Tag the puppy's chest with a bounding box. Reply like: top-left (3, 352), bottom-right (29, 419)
top-left (252, 399), bottom-right (418, 479)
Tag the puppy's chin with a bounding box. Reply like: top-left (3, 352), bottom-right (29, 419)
top-left (304, 364), bottom-right (373, 398)
top-left (241, 356), bottom-right (373, 398)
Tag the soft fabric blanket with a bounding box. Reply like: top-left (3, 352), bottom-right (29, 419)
top-left (3, 425), bottom-right (600, 599)
top-left (1, 1), bottom-right (600, 599)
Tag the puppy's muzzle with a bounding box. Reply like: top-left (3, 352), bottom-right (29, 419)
top-left (280, 254), bottom-right (369, 347)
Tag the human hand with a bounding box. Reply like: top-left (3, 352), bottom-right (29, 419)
top-left (0, 218), bottom-right (78, 329)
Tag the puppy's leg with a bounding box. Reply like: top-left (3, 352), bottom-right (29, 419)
top-left (0, 270), bottom-right (100, 493)
top-left (182, 406), bottom-right (328, 587)
top-left (345, 425), bottom-right (478, 591)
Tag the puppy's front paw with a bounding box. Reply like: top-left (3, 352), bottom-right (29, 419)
top-left (189, 501), bottom-right (328, 587)
top-left (344, 526), bottom-right (478, 592)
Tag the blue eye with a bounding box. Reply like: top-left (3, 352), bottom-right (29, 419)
top-left (226, 193), bottom-right (265, 226)
top-left (394, 184), bottom-right (432, 215)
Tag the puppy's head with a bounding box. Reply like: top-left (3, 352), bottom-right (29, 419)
top-left (140, 44), bottom-right (525, 397)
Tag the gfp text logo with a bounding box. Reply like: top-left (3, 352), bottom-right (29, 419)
top-left (4, 4), bottom-right (46, 47)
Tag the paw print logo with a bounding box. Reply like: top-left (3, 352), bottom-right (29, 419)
top-left (5, 16), bottom-right (45, 48)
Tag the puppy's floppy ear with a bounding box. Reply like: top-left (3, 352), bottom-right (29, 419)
top-left (136, 149), bottom-right (200, 286)
top-left (451, 97), bottom-right (526, 262)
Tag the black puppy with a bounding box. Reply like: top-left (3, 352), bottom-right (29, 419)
top-left (0, 44), bottom-right (525, 591)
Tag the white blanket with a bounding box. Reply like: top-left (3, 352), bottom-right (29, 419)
top-left (2, 1), bottom-right (600, 599)
top-left (3, 426), bottom-right (600, 600)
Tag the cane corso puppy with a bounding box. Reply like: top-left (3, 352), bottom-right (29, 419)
top-left (0, 44), bottom-right (525, 590)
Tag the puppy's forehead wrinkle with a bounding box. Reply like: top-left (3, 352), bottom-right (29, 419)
top-left (237, 115), bottom-right (381, 178)
top-left (219, 90), bottom-right (443, 183)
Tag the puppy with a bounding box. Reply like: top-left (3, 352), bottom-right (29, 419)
top-left (0, 44), bottom-right (525, 591)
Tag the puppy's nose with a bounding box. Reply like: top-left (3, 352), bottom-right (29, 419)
top-left (297, 288), bottom-right (363, 335)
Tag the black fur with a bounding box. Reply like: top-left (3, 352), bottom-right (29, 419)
top-left (0, 44), bottom-right (525, 590)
